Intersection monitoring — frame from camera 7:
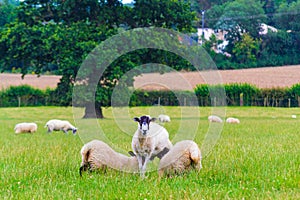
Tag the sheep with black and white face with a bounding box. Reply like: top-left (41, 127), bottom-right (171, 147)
top-left (132, 115), bottom-right (173, 178)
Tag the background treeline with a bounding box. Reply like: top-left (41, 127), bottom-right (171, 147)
top-left (2, 0), bottom-right (300, 72)
top-left (200, 0), bottom-right (300, 69)
top-left (2, 84), bottom-right (300, 107)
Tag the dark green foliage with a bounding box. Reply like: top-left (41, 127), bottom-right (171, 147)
top-left (0, 0), bottom-right (18, 28)
top-left (289, 84), bottom-right (300, 106)
top-left (273, 0), bottom-right (300, 31)
top-left (195, 83), bottom-right (260, 106)
top-left (2, 83), bottom-right (300, 107)
top-left (0, 85), bottom-right (54, 107)
top-left (0, 0), bottom-right (196, 118)
top-left (131, 0), bottom-right (196, 32)
top-left (195, 83), bottom-right (298, 107)
top-left (129, 90), bottom-right (197, 106)
top-left (224, 83), bottom-right (260, 106)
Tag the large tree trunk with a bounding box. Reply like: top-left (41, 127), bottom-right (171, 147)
top-left (83, 102), bottom-right (104, 119)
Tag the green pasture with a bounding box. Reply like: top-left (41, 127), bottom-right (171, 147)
top-left (0, 106), bottom-right (299, 199)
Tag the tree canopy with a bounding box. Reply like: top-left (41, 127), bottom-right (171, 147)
top-left (0, 0), bottom-right (196, 118)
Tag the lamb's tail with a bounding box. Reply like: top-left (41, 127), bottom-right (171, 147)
top-left (79, 146), bottom-right (91, 176)
top-left (190, 146), bottom-right (202, 171)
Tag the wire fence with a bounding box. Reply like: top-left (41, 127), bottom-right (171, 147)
top-left (1, 93), bottom-right (300, 108)
top-left (131, 95), bottom-right (300, 107)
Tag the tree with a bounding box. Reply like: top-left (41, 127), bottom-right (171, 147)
top-left (0, 0), bottom-right (196, 118)
top-left (131, 0), bottom-right (196, 32)
top-left (262, 0), bottom-right (276, 25)
top-left (273, 0), bottom-right (300, 31)
top-left (205, 3), bottom-right (228, 28)
top-left (0, 0), bottom-right (18, 28)
top-left (215, 0), bottom-right (266, 53)
top-left (232, 33), bottom-right (261, 64)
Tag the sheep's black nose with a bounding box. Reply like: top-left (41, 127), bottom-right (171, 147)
top-left (143, 130), bottom-right (147, 135)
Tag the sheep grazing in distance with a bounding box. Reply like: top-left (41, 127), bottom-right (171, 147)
top-left (45, 119), bottom-right (77, 135)
top-left (158, 114), bottom-right (171, 123)
top-left (132, 115), bottom-right (173, 177)
top-left (158, 140), bottom-right (202, 177)
top-left (208, 115), bottom-right (223, 123)
top-left (79, 140), bottom-right (138, 176)
top-left (14, 122), bottom-right (38, 134)
top-left (226, 117), bottom-right (240, 124)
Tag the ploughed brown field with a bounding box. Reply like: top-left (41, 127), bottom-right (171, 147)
top-left (0, 73), bottom-right (61, 90)
top-left (1, 65), bottom-right (300, 90)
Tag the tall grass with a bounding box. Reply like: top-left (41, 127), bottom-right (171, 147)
top-left (0, 106), bottom-right (299, 199)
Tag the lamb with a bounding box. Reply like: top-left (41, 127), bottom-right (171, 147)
top-left (14, 122), bottom-right (38, 134)
top-left (45, 119), bottom-right (77, 134)
top-left (158, 140), bottom-right (202, 177)
top-left (158, 114), bottom-right (171, 123)
top-left (132, 115), bottom-right (173, 177)
top-left (79, 140), bottom-right (138, 176)
top-left (208, 115), bottom-right (223, 123)
top-left (226, 117), bottom-right (240, 124)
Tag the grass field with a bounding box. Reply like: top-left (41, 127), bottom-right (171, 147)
top-left (0, 106), bottom-right (299, 199)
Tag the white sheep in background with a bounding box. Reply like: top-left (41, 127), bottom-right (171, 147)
top-left (158, 114), bottom-right (171, 123)
top-left (45, 119), bottom-right (77, 134)
top-left (79, 140), bottom-right (138, 176)
top-left (158, 140), bottom-right (202, 177)
top-left (132, 115), bottom-right (173, 177)
top-left (208, 115), bottom-right (223, 123)
top-left (226, 117), bottom-right (240, 124)
top-left (14, 122), bottom-right (38, 134)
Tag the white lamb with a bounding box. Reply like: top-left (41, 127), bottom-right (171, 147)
top-left (158, 140), bottom-right (202, 177)
top-left (79, 140), bottom-right (138, 176)
top-left (226, 117), bottom-right (240, 124)
top-left (158, 114), bottom-right (171, 123)
top-left (208, 115), bottom-right (223, 123)
top-left (132, 115), bottom-right (173, 177)
top-left (14, 122), bottom-right (38, 134)
top-left (45, 119), bottom-right (77, 134)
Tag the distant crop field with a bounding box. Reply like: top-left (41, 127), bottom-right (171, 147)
top-left (1, 65), bottom-right (300, 90)
top-left (135, 65), bottom-right (300, 90)
top-left (0, 106), bottom-right (299, 199)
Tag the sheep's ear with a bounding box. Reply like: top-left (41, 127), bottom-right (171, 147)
top-left (133, 117), bottom-right (140, 122)
top-left (150, 117), bottom-right (156, 122)
top-left (128, 151), bottom-right (136, 157)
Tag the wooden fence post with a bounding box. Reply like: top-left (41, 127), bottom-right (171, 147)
top-left (240, 93), bottom-right (244, 106)
top-left (18, 96), bottom-right (21, 107)
top-left (264, 97), bottom-right (267, 107)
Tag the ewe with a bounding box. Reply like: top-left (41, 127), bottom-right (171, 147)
top-left (226, 117), bottom-right (240, 124)
top-left (45, 119), bottom-right (77, 134)
top-left (158, 140), bottom-right (202, 177)
top-left (158, 114), bottom-right (171, 123)
top-left (132, 115), bottom-right (173, 177)
top-left (79, 140), bottom-right (138, 176)
top-left (14, 122), bottom-right (37, 134)
top-left (208, 115), bottom-right (223, 123)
